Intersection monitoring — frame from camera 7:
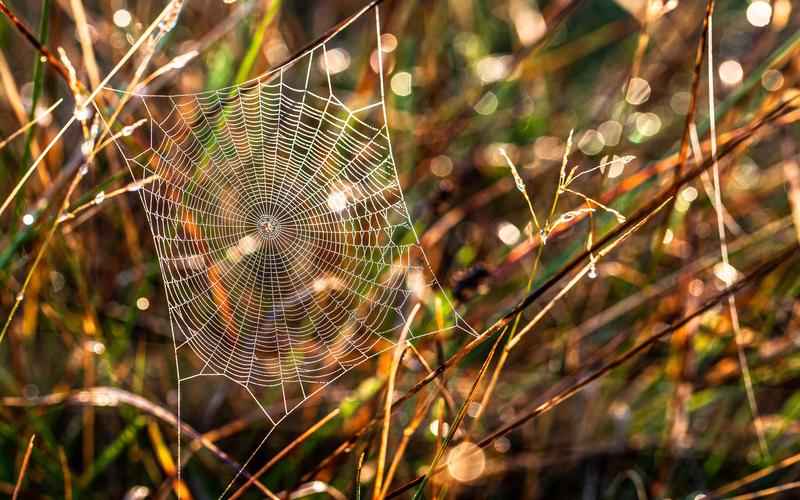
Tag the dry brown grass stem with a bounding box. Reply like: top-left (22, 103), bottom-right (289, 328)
top-left (714, 449), bottom-right (800, 497)
top-left (83, 2), bottom-right (177, 106)
top-left (0, 48), bottom-right (49, 184)
top-left (291, 327), bottom-right (498, 491)
top-left (286, 95), bottom-right (800, 500)
top-left (473, 183), bottom-right (635, 422)
top-left (58, 174), bottom-right (158, 226)
top-left (0, 150), bottom-right (84, 345)
top-left (0, 1), bottom-right (75, 87)
top-left (676, 0), bottom-right (714, 183)
top-left (379, 391), bottom-right (438, 499)
top-left (407, 343), bottom-right (457, 414)
top-left (565, 216), bottom-right (794, 347)
top-left (289, 481), bottom-right (347, 500)
top-left (0, 0), bottom-right (185, 354)
top-left (489, 93), bottom-right (798, 339)
top-left (256, 0), bottom-right (390, 84)
top-left (412, 326), bottom-right (507, 499)
top-left (728, 481), bottom-right (800, 500)
top-left (374, 303), bottom-right (419, 500)
top-left (653, 0), bottom-right (714, 269)
top-left (507, 197), bottom-right (670, 351)
top-left (11, 434), bottom-right (35, 500)
top-left (628, 0), bottom-right (653, 82)
top-left (293, 97), bottom-right (799, 490)
top-left (147, 420), bottom-right (193, 500)
top-left (387, 242), bottom-right (799, 498)
top-left (480, 244), bottom-right (797, 460)
top-left (497, 112), bottom-right (794, 278)
top-left (229, 408), bottom-right (342, 500)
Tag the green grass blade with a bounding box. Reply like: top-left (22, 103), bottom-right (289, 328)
top-left (233, 0), bottom-right (282, 86)
top-left (21, 0), bottom-right (52, 170)
top-left (77, 416), bottom-right (147, 489)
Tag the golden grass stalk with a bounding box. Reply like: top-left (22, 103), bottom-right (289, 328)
top-left (3, 386), bottom-right (248, 477)
top-left (0, 136), bottom-right (84, 346)
top-left (59, 174), bottom-right (158, 225)
top-left (408, 343), bottom-right (456, 412)
top-left (11, 434), bottom-right (35, 500)
top-left (82, 0), bottom-right (180, 107)
top-left (307, 96), bottom-right (800, 493)
top-left (388, 243), bottom-right (799, 498)
top-left (67, 0), bottom-right (101, 89)
top-left (411, 327), bottom-right (507, 500)
top-left (0, 98), bottom-right (62, 152)
top-left (374, 303), bottom-right (419, 500)
top-left (706, 8), bottom-right (768, 457)
top-left (229, 409), bottom-right (341, 499)
top-left (379, 391), bottom-right (437, 499)
top-left (714, 449), bottom-right (800, 497)
top-left (147, 420), bottom-right (193, 500)
top-left (0, 116), bottom-right (76, 219)
top-left (729, 481), bottom-right (800, 500)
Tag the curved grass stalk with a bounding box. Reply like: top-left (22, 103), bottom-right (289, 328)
top-left (706, 9), bottom-right (768, 457)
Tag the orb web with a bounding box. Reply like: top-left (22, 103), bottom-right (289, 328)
top-left (106, 7), bottom-right (475, 495)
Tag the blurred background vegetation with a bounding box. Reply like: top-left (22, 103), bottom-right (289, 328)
top-left (1, 0), bottom-right (800, 498)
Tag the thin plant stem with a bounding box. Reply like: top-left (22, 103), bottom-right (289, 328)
top-left (374, 304), bottom-right (418, 500)
top-left (706, 8), bottom-right (768, 457)
top-left (11, 434), bottom-right (35, 500)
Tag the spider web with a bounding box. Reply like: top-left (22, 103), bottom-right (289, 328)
top-left (106, 6), bottom-right (475, 496)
